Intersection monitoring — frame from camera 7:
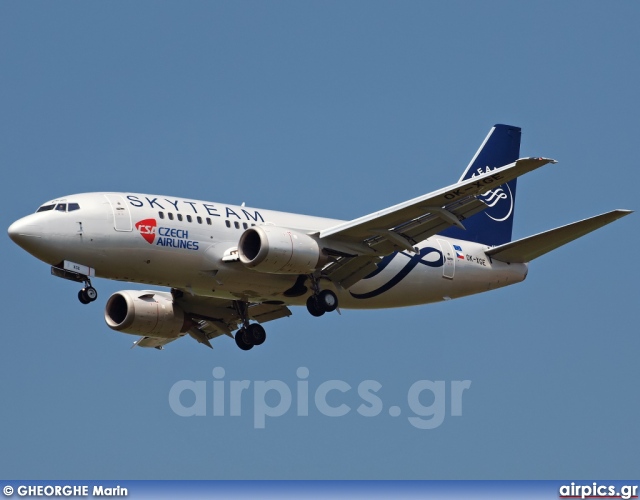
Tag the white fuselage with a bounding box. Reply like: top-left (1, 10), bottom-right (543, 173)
top-left (8, 192), bottom-right (528, 309)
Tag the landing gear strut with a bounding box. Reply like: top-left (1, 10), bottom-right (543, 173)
top-left (78, 280), bottom-right (98, 305)
top-left (50, 264), bottom-right (98, 305)
top-left (305, 276), bottom-right (339, 317)
top-left (233, 301), bottom-right (267, 351)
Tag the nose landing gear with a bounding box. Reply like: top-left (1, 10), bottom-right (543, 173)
top-left (78, 281), bottom-right (98, 304)
top-left (50, 262), bottom-right (99, 305)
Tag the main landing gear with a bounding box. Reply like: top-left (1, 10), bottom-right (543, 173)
top-left (233, 301), bottom-right (267, 351)
top-left (306, 290), bottom-right (338, 316)
top-left (306, 275), bottom-right (339, 317)
top-left (235, 323), bottom-right (267, 351)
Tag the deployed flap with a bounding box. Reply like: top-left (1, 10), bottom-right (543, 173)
top-left (169, 292), bottom-right (291, 348)
top-left (188, 328), bottom-right (214, 349)
top-left (319, 158), bottom-right (555, 249)
top-left (486, 210), bottom-right (632, 263)
top-left (248, 303), bottom-right (292, 323)
top-left (133, 336), bottom-right (179, 349)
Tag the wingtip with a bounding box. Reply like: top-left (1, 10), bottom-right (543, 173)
top-left (537, 157), bottom-right (558, 164)
top-left (517, 156), bottom-right (557, 164)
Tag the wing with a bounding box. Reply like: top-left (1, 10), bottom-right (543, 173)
top-left (318, 157), bottom-right (556, 287)
top-left (133, 292), bottom-right (291, 350)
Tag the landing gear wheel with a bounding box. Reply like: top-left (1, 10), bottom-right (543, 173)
top-left (247, 324), bottom-right (266, 346)
top-left (318, 290), bottom-right (338, 312)
top-left (235, 328), bottom-right (254, 350)
top-left (78, 284), bottom-right (97, 305)
top-left (84, 286), bottom-right (98, 302)
top-left (306, 295), bottom-right (325, 317)
top-left (78, 289), bottom-right (90, 304)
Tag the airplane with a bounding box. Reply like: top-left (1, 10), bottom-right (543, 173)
top-left (7, 124), bottom-right (632, 351)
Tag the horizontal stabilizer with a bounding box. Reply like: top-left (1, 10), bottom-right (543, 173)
top-left (485, 210), bottom-right (633, 263)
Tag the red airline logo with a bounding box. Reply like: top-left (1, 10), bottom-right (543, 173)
top-left (135, 219), bottom-right (157, 244)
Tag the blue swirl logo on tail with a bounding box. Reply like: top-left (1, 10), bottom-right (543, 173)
top-left (350, 247), bottom-right (443, 300)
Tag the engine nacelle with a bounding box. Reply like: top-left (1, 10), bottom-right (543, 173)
top-left (238, 226), bottom-right (326, 274)
top-left (104, 290), bottom-right (188, 338)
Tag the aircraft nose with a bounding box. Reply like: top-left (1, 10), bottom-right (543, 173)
top-left (8, 218), bottom-right (24, 243)
top-left (7, 217), bottom-right (41, 248)
top-left (8, 214), bottom-right (65, 264)
top-left (7, 221), bottom-right (17, 242)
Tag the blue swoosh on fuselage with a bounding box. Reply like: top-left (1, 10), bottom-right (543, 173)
top-left (350, 247), bottom-right (444, 299)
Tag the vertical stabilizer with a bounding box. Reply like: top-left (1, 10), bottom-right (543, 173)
top-left (440, 124), bottom-right (521, 246)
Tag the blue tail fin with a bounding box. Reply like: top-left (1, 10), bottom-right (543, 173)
top-left (439, 124), bottom-right (521, 246)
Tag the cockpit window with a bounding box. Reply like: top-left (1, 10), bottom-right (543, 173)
top-left (36, 202), bottom-right (80, 213)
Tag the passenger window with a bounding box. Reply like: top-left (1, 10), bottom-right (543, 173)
top-left (36, 204), bottom-right (55, 213)
top-left (68, 203), bottom-right (80, 212)
top-left (159, 212), bottom-right (165, 219)
top-left (234, 221), bottom-right (240, 229)
top-left (56, 203), bottom-right (67, 212)
top-left (197, 216), bottom-right (202, 224)
top-left (242, 222), bottom-right (248, 229)
top-left (177, 214), bottom-right (183, 222)
top-left (187, 215), bottom-right (192, 223)
top-left (168, 213), bottom-right (174, 220)
top-left (225, 220), bottom-right (231, 228)
top-left (207, 218), bottom-right (212, 225)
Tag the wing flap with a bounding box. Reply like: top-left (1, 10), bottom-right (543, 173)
top-left (486, 210), bottom-right (632, 263)
top-left (133, 336), bottom-right (179, 349)
top-left (319, 197), bottom-right (488, 257)
top-left (376, 196), bottom-right (489, 249)
top-left (171, 292), bottom-right (291, 347)
top-left (248, 303), bottom-right (292, 323)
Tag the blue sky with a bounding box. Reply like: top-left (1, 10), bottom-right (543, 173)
top-left (1, 1), bottom-right (638, 479)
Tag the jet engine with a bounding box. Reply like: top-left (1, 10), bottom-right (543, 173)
top-left (238, 226), bottom-right (326, 274)
top-left (104, 290), bottom-right (189, 338)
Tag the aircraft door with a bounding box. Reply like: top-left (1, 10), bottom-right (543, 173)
top-left (437, 239), bottom-right (455, 279)
top-left (104, 194), bottom-right (132, 231)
